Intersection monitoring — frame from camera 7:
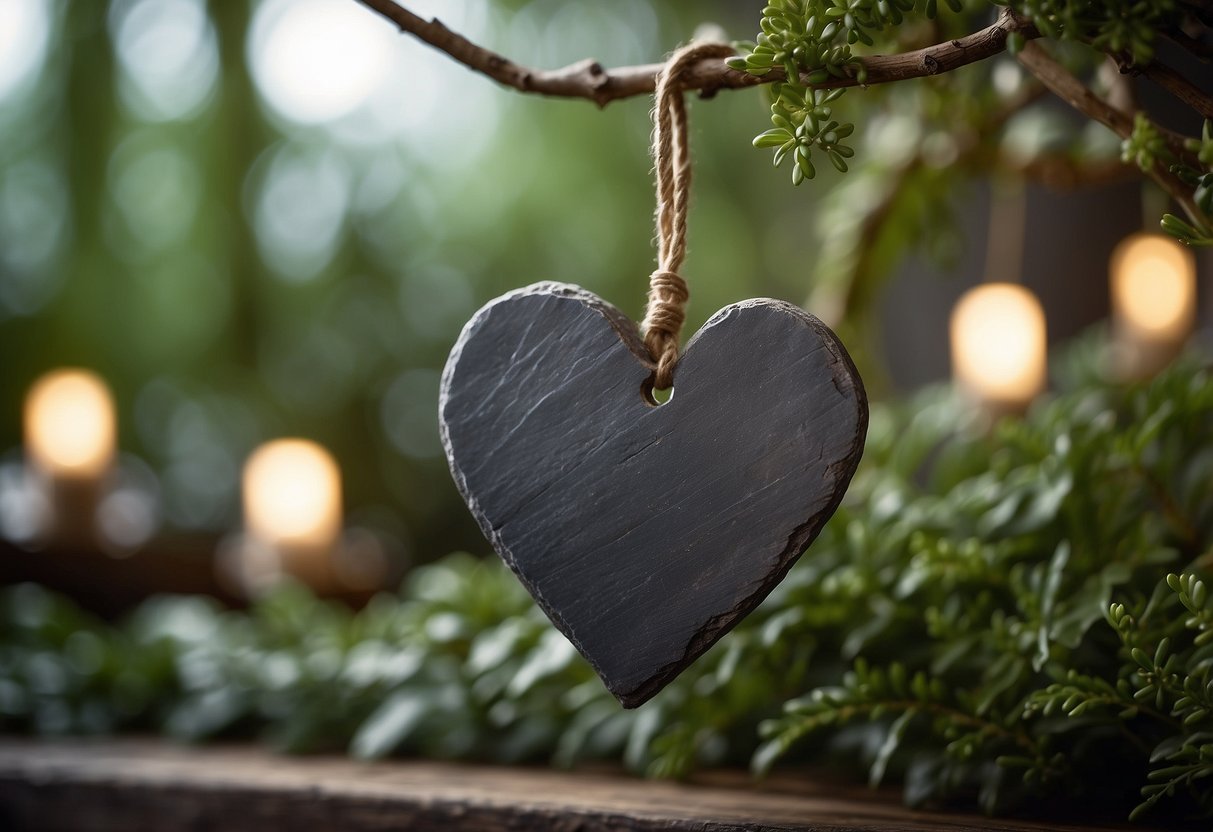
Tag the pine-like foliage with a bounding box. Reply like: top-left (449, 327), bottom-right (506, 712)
top-left (2, 338), bottom-right (1212, 823)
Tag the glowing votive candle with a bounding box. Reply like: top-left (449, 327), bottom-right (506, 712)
top-left (23, 369), bottom-right (117, 544)
top-left (242, 439), bottom-right (342, 588)
top-left (950, 283), bottom-right (1047, 416)
top-left (1110, 232), bottom-right (1196, 379)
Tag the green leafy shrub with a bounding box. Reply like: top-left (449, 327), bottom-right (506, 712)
top-left (2, 335), bottom-right (1212, 823)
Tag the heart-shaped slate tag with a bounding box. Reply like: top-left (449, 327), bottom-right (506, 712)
top-left (440, 282), bottom-right (867, 707)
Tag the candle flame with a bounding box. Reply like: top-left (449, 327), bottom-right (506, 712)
top-left (24, 369), bottom-right (116, 478)
top-left (951, 283), bottom-right (1047, 409)
top-left (243, 439), bottom-right (341, 548)
top-left (1111, 232), bottom-right (1196, 340)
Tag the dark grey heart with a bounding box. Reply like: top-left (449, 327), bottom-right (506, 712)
top-left (439, 283), bottom-right (867, 707)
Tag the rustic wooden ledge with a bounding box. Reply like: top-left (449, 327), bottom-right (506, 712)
top-left (0, 738), bottom-right (1146, 832)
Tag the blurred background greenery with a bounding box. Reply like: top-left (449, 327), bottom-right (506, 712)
top-left (0, 0), bottom-right (1208, 567)
top-left (0, 0), bottom-right (824, 562)
top-left (4, 3), bottom-right (1213, 819)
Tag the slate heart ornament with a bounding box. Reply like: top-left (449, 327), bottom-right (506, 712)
top-left (439, 282), bottom-right (867, 707)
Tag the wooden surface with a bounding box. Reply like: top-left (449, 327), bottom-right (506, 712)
top-left (0, 538), bottom-right (378, 618)
top-left (440, 283), bottom-right (867, 707)
top-left (0, 739), bottom-right (1147, 832)
top-left (0, 536), bottom-right (240, 618)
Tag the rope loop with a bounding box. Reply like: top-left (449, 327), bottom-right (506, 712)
top-left (640, 41), bottom-right (734, 391)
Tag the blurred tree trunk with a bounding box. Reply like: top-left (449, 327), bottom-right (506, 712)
top-left (211, 0), bottom-right (266, 378)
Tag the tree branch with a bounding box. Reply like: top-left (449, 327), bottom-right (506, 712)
top-left (1138, 60), bottom-right (1213, 121)
top-left (355, 0), bottom-right (1036, 107)
top-left (1016, 41), bottom-right (1203, 224)
top-left (1104, 47), bottom-right (1213, 121)
top-left (1164, 28), bottom-right (1213, 62)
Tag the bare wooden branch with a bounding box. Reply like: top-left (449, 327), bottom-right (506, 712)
top-left (1164, 28), bottom-right (1213, 62)
top-left (1016, 41), bottom-right (1203, 224)
top-left (1104, 45), bottom-right (1213, 120)
top-left (354, 0), bottom-right (1036, 107)
top-left (1139, 60), bottom-right (1213, 120)
top-left (351, 0), bottom-right (1206, 228)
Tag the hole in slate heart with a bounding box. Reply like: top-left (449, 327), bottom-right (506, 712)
top-left (641, 378), bottom-right (673, 407)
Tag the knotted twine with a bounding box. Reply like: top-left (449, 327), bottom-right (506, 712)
top-left (641, 42), bottom-right (735, 391)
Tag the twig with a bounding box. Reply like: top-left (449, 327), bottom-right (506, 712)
top-left (1016, 41), bottom-right (1204, 225)
top-left (1164, 28), bottom-right (1213, 62)
top-left (355, 0), bottom-right (1036, 107)
top-left (1106, 49), bottom-right (1213, 121)
top-left (1139, 61), bottom-right (1213, 121)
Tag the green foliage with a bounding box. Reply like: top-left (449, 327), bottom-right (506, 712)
top-left (1122, 112), bottom-right (1171, 173)
top-left (1187, 120), bottom-right (1213, 171)
top-left (750, 87), bottom-right (855, 185)
top-left (731, 0), bottom-right (1186, 177)
top-left (728, 0), bottom-right (1211, 285)
top-left (1160, 213), bottom-right (1213, 247)
top-left (1004, 0), bottom-right (1180, 65)
top-left (3, 340), bottom-right (1213, 822)
top-left (749, 351), bottom-right (1213, 821)
top-left (729, 0), bottom-right (964, 181)
top-left (1163, 121), bottom-right (1213, 247)
top-left (2, 1), bottom-right (815, 560)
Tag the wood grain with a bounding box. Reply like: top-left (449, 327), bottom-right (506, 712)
top-left (440, 283), bottom-right (867, 707)
top-left (0, 739), bottom-right (1150, 832)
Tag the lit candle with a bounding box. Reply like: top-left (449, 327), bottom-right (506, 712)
top-left (1110, 232), bottom-right (1196, 379)
top-left (23, 369), bottom-right (117, 545)
top-left (242, 439), bottom-right (342, 589)
top-left (950, 283), bottom-right (1047, 417)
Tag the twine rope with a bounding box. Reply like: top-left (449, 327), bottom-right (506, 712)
top-left (642, 42), bottom-right (734, 391)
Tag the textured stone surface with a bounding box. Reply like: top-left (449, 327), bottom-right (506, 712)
top-left (440, 283), bottom-right (867, 707)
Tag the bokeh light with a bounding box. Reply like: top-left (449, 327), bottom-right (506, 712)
top-left (96, 454), bottom-right (162, 552)
top-left (251, 144), bottom-right (350, 282)
top-left (24, 370), bottom-right (117, 479)
top-left (109, 0), bottom-right (219, 121)
top-left (0, 0), bottom-right (52, 104)
top-left (0, 454), bottom-right (51, 544)
top-left (248, 0), bottom-right (395, 125)
top-left (950, 283), bottom-right (1047, 408)
top-left (0, 0), bottom-right (886, 560)
top-left (243, 439), bottom-right (341, 547)
top-left (108, 135), bottom-right (202, 254)
top-left (1110, 232), bottom-right (1196, 340)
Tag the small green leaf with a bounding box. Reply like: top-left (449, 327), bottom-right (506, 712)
top-left (753, 128), bottom-right (794, 148)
